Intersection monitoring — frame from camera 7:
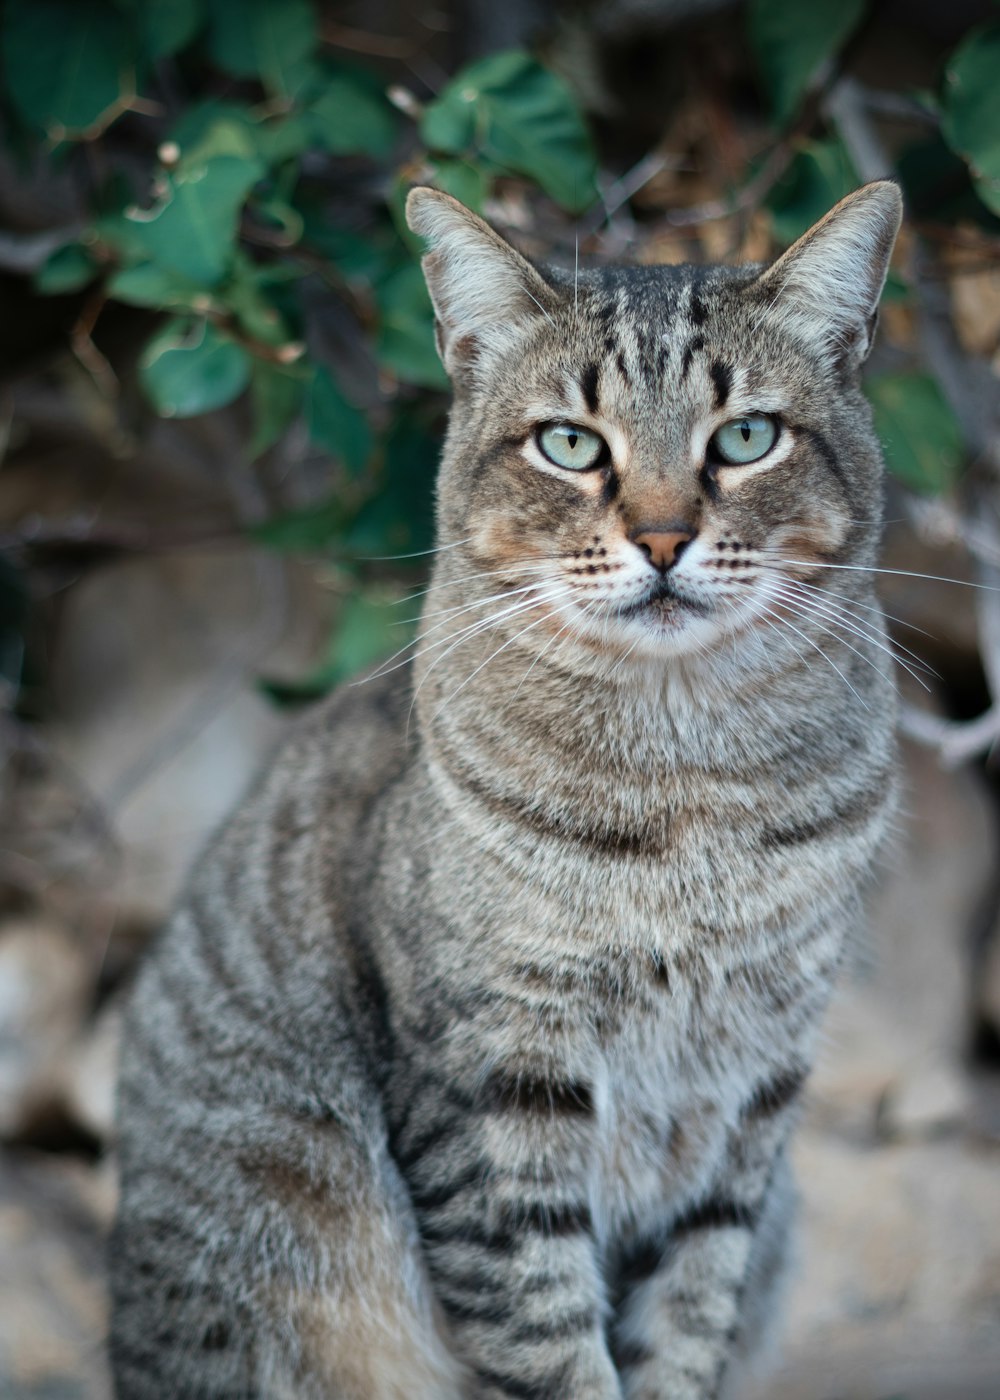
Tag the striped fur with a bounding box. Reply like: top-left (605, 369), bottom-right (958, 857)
top-left (111, 184), bottom-right (902, 1398)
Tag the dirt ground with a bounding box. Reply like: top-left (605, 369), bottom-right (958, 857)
top-left (1, 526), bottom-right (999, 1400)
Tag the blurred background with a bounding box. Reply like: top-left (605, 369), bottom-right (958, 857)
top-left (0, 1), bottom-right (999, 1397)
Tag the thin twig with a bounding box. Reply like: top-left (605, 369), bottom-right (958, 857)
top-left (652, 138), bottom-right (798, 230)
top-left (900, 703), bottom-right (1000, 767)
top-left (320, 21), bottom-right (417, 59)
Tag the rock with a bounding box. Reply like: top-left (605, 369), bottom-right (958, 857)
top-left (745, 1134), bottom-right (1000, 1400)
top-left (876, 1063), bottom-right (972, 1141)
top-left (58, 1003), bottom-right (120, 1147)
top-left (49, 549), bottom-right (330, 924)
top-left (0, 917), bottom-right (92, 1139)
top-left (809, 738), bottom-right (996, 1143)
top-left (742, 736), bottom-right (1000, 1398)
top-left (973, 905), bottom-right (1000, 1054)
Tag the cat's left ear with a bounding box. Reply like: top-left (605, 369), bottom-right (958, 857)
top-left (755, 180), bottom-right (903, 370)
top-left (406, 187), bottom-right (556, 383)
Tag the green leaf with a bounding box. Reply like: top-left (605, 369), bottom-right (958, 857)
top-left (206, 0), bottom-right (317, 98)
top-left (222, 258), bottom-right (291, 346)
top-left (169, 99), bottom-right (252, 151)
top-left (35, 243), bottom-right (99, 294)
top-left (375, 263), bottom-right (449, 390)
top-left (308, 64), bottom-right (397, 157)
top-left (249, 193), bottom-right (305, 246)
top-left (426, 157), bottom-right (490, 211)
top-left (262, 590), bottom-right (404, 704)
top-left (895, 132), bottom-right (993, 226)
top-left (345, 410), bottom-right (439, 557)
top-left (940, 23), bottom-right (1000, 216)
top-left (748, 0), bottom-right (867, 125)
top-left (252, 114), bottom-right (315, 166)
top-left (179, 116), bottom-right (260, 167)
top-left (420, 50), bottom-right (597, 212)
top-left (125, 155), bottom-right (264, 287)
top-left (169, 104), bottom-right (313, 171)
top-left (880, 269), bottom-right (910, 304)
top-left (250, 362), bottom-right (305, 457)
top-left (307, 367), bottom-right (372, 474)
top-left (136, 0), bottom-right (203, 58)
top-left (298, 203), bottom-right (405, 284)
top-left (106, 262), bottom-right (205, 308)
top-left (766, 136), bottom-right (858, 244)
top-left (140, 318), bottom-right (251, 418)
top-left (253, 494), bottom-right (350, 553)
top-left (866, 373), bottom-right (965, 495)
top-left (3, 0), bottom-right (133, 137)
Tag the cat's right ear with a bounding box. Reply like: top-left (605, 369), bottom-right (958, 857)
top-left (754, 180), bottom-right (903, 371)
top-left (405, 187), bottom-right (556, 383)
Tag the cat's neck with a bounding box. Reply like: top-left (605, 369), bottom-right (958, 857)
top-left (411, 561), bottom-right (861, 794)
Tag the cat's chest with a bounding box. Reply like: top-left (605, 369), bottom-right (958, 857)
top-left (592, 944), bottom-right (809, 1236)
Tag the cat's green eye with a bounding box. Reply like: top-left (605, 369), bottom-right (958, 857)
top-left (710, 415), bottom-right (778, 465)
top-left (538, 423), bottom-right (606, 471)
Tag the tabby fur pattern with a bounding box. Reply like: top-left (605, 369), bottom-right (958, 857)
top-left (110, 181), bottom-right (903, 1399)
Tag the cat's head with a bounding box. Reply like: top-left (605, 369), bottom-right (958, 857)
top-left (407, 182), bottom-right (901, 663)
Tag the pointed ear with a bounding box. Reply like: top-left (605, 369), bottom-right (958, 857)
top-left (405, 187), bottom-right (556, 383)
top-left (755, 181), bottom-right (903, 370)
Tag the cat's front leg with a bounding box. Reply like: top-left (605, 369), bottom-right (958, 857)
top-left (392, 1062), bottom-right (623, 1400)
top-left (611, 1065), bottom-right (804, 1400)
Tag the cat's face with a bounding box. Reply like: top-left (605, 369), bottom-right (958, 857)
top-left (409, 184), bottom-right (902, 663)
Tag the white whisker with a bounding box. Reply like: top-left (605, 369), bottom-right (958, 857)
top-left (408, 585), bottom-right (577, 721)
top-left (777, 580), bottom-right (938, 681)
top-left (363, 589), bottom-right (559, 687)
top-left (396, 563), bottom-right (553, 605)
top-left (429, 608), bottom-right (566, 726)
top-left (769, 557), bottom-right (1000, 592)
top-left (359, 536), bottom-right (474, 562)
top-left (765, 583), bottom-right (930, 693)
top-left (755, 596), bottom-right (870, 710)
top-left (790, 576), bottom-right (937, 642)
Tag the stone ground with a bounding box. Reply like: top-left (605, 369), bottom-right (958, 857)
top-left (1, 521), bottom-right (999, 1399)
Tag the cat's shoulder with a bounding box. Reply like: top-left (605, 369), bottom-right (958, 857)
top-left (194, 663), bottom-right (416, 882)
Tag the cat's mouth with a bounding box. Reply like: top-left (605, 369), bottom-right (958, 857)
top-left (619, 579), bottom-right (710, 625)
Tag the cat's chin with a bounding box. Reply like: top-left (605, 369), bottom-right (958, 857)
top-left (574, 601), bottom-right (724, 663)
top-left (639, 596), bottom-right (689, 627)
top-left (614, 590), bottom-right (718, 655)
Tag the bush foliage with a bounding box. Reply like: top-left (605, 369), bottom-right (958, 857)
top-left (1, 0), bottom-right (998, 694)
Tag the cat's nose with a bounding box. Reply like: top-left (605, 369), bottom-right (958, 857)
top-left (631, 526), bottom-right (697, 572)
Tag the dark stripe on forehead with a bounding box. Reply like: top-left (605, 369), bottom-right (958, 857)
top-left (680, 336), bottom-right (705, 381)
top-left (688, 288), bottom-right (708, 326)
top-left (580, 362), bottom-right (600, 413)
top-left (616, 349), bottom-right (629, 383)
top-left (596, 298), bottom-right (618, 329)
top-left (709, 360), bottom-right (732, 408)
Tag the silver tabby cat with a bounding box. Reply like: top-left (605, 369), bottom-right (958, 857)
top-left (111, 181), bottom-right (902, 1399)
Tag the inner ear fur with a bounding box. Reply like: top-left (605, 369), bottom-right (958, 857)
top-left (405, 186), bottom-right (557, 381)
top-left (755, 180), bottom-right (903, 370)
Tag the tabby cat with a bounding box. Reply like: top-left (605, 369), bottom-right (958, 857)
top-left (110, 180), bottom-right (902, 1399)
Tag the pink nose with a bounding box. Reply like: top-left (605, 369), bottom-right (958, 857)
top-left (632, 528), bottom-right (696, 571)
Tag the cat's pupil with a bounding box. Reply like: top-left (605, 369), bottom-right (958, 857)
top-left (740, 421), bottom-right (751, 441)
top-left (568, 433), bottom-right (578, 448)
